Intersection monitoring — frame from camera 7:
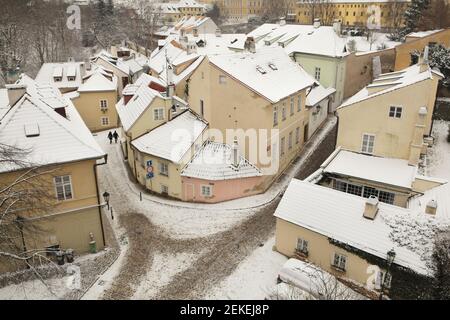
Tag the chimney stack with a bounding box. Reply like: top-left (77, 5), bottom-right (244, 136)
top-left (5, 83), bottom-right (27, 108)
top-left (333, 19), bottom-right (341, 35)
top-left (279, 17), bottom-right (286, 26)
top-left (313, 18), bottom-right (321, 29)
top-left (425, 200), bottom-right (437, 215)
top-left (244, 37), bottom-right (256, 54)
top-left (363, 196), bottom-right (379, 220)
top-left (215, 28), bottom-right (222, 37)
top-left (419, 46), bottom-right (430, 73)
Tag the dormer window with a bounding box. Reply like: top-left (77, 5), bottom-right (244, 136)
top-left (54, 77), bottom-right (62, 82)
top-left (67, 76), bottom-right (76, 81)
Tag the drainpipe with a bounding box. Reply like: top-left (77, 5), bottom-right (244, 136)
top-left (93, 155), bottom-right (108, 248)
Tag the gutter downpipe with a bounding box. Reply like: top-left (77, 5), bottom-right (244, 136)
top-left (94, 154), bottom-right (108, 248)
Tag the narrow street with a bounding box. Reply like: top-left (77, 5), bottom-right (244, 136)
top-left (87, 117), bottom-right (337, 299)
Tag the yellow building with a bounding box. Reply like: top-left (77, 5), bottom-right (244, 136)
top-left (295, 0), bottom-right (410, 28)
top-left (218, 0), bottom-right (297, 22)
top-left (274, 176), bottom-right (446, 299)
top-left (67, 68), bottom-right (119, 132)
top-left (0, 75), bottom-right (106, 272)
top-left (336, 56), bottom-right (443, 166)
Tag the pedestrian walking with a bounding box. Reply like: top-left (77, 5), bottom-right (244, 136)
top-left (113, 131), bottom-right (119, 144)
top-left (108, 131), bottom-right (113, 144)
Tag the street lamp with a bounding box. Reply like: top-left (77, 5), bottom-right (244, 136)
top-left (102, 191), bottom-right (110, 210)
top-left (379, 248), bottom-right (396, 300)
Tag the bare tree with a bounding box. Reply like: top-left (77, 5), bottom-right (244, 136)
top-left (431, 230), bottom-right (450, 299)
top-left (261, 0), bottom-right (294, 23)
top-left (301, 0), bottom-right (334, 25)
top-left (131, 0), bottom-right (163, 54)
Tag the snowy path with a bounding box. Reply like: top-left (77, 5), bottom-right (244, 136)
top-left (83, 116), bottom-right (337, 299)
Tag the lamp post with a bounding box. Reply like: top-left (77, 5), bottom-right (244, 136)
top-left (379, 248), bottom-right (396, 300)
top-left (102, 191), bottom-right (110, 210)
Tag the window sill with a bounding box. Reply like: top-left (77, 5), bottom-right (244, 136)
top-left (331, 265), bottom-right (346, 273)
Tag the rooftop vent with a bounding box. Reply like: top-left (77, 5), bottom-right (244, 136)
top-left (24, 123), bottom-right (40, 137)
top-left (363, 196), bottom-right (379, 220)
top-left (268, 63), bottom-right (278, 71)
top-left (256, 65), bottom-right (267, 74)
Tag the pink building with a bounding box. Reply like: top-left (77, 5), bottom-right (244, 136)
top-left (181, 142), bottom-right (263, 203)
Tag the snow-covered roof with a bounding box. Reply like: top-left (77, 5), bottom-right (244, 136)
top-left (132, 110), bottom-right (207, 163)
top-left (116, 83), bottom-right (163, 132)
top-left (78, 72), bottom-right (117, 93)
top-left (306, 85), bottom-right (336, 107)
top-left (245, 23), bottom-right (349, 58)
top-left (322, 149), bottom-right (418, 189)
top-left (407, 29), bottom-right (443, 38)
top-left (0, 75), bottom-right (105, 173)
top-left (209, 47), bottom-right (314, 103)
top-left (181, 142), bottom-right (262, 180)
top-left (409, 182), bottom-right (450, 221)
top-left (0, 88), bottom-right (9, 119)
top-left (92, 51), bottom-right (130, 75)
top-left (35, 62), bottom-right (85, 90)
top-left (274, 179), bottom-right (436, 275)
top-left (339, 64), bottom-right (443, 109)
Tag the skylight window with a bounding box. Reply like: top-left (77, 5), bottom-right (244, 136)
top-left (256, 66), bottom-right (267, 74)
top-left (24, 123), bottom-right (40, 137)
top-left (268, 63), bottom-right (278, 71)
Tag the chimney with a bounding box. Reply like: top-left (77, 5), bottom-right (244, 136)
top-left (333, 19), bottom-right (341, 35)
top-left (425, 200), bottom-right (437, 215)
top-left (313, 18), bottom-right (321, 29)
top-left (279, 17), bottom-right (286, 26)
top-left (215, 28), bottom-right (222, 37)
top-left (363, 196), bottom-right (379, 220)
top-left (231, 138), bottom-right (240, 169)
top-left (419, 46), bottom-right (430, 73)
top-left (5, 83), bottom-right (27, 108)
top-left (244, 37), bottom-right (256, 54)
top-left (187, 41), bottom-right (197, 55)
top-left (193, 28), bottom-right (199, 37)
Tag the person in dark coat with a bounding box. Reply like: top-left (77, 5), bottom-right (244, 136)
top-left (108, 131), bottom-right (113, 144)
top-left (113, 131), bottom-right (119, 144)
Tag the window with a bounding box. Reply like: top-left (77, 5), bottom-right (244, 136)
top-left (100, 100), bottom-right (108, 110)
top-left (201, 185), bottom-right (213, 197)
top-left (159, 162), bottom-right (169, 176)
top-left (273, 106), bottom-right (278, 126)
top-left (389, 106), bottom-right (402, 118)
top-left (219, 75), bottom-right (226, 84)
top-left (361, 134), bottom-right (375, 154)
top-left (161, 184), bottom-right (169, 195)
top-left (54, 175), bottom-right (73, 201)
top-left (363, 186), bottom-right (379, 199)
top-left (280, 137), bottom-right (285, 156)
top-left (314, 67), bottom-right (321, 81)
top-left (347, 183), bottom-right (363, 196)
top-left (296, 238), bottom-right (309, 255)
top-left (298, 95), bottom-right (302, 112)
top-left (332, 253), bottom-right (347, 271)
top-left (295, 127), bottom-right (300, 144)
top-left (288, 132), bottom-right (293, 150)
top-left (333, 179), bottom-right (396, 205)
top-left (68, 76), bottom-right (75, 81)
top-left (101, 117), bottom-right (109, 126)
top-left (290, 97), bottom-right (294, 116)
top-left (154, 108), bottom-right (164, 121)
top-left (54, 77), bottom-right (62, 82)
top-left (378, 191), bottom-right (395, 205)
top-left (282, 105), bottom-right (286, 121)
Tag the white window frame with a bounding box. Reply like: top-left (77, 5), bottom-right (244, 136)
top-left (298, 95), bottom-right (302, 112)
top-left (201, 185), bottom-right (213, 198)
top-left (281, 104), bottom-right (286, 121)
top-left (315, 67), bottom-right (321, 81)
top-left (100, 99), bottom-right (108, 110)
top-left (290, 97), bottom-right (294, 116)
top-left (288, 131), bottom-right (293, 150)
top-left (389, 106), bottom-right (402, 119)
top-left (101, 117), bottom-right (109, 126)
top-left (332, 252), bottom-right (347, 271)
top-left (273, 106), bottom-right (278, 127)
top-left (54, 175), bottom-right (73, 201)
top-left (295, 127), bottom-right (300, 144)
top-left (296, 238), bottom-right (309, 255)
top-left (361, 133), bottom-right (375, 154)
top-left (154, 108), bottom-right (165, 121)
top-left (159, 162), bottom-right (169, 176)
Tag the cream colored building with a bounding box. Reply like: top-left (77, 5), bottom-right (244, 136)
top-left (274, 175), bottom-right (448, 298)
top-left (35, 61), bottom-right (86, 93)
top-left (67, 68), bottom-right (119, 132)
top-left (0, 75), bottom-right (106, 272)
top-left (336, 57), bottom-right (443, 166)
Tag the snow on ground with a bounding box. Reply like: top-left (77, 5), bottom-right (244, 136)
top-left (346, 33), bottom-right (400, 53)
top-left (426, 120), bottom-right (450, 180)
top-left (0, 277), bottom-right (72, 300)
top-left (204, 236), bottom-right (287, 300)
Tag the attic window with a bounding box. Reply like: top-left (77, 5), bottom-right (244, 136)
top-left (67, 76), bottom-right (76, 81)
top-left (54, 77), bottom-right (62, 82)
top-left (24, 123), bottom-right (40, 137)
top-left (256, 66), bottom-right (267, 74)
top-left (268, 63), bottom-right (278, 70)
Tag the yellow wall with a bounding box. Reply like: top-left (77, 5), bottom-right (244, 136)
top-left (72, 90), bottom-right (118, 132)
top-left (0, 159), bottom-right (105, 271)
top-left (395, 29), bottom-right (450, 71)
top-left (275, 218), bottom-right (380, 286)
top-left (336, 75), bottom-right (439, 162)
